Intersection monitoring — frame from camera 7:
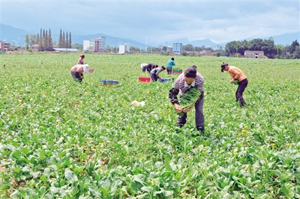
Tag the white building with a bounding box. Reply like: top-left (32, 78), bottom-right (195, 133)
top-left (83, 40), bottom-right (91, 51)
top-left (119, 44), bottom-right (130, 54)
top-left (53, 48), bottom-right (79, 52)
top-left (83, 37), bottom-right (106, 52)
top-left (244, 50), bottom-right (264, 58)
top-left (173, 43), bottom-right (182, 54)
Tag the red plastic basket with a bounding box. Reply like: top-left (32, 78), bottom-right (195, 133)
top-left (138, 77), bottom-right (151, 83)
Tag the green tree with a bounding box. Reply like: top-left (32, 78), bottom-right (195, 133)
top-left (66, 31), bottom-right (69, 48)
top-left (69, 32), bottom-right (72, 48)
top-left (62, 31), bottom-right (65, 48)
top-left (58, 29), bottom-right (62, 48)
top-left (48, 29), bottom-right (53, 51)
top-left (183, 44), bottom-right (193, 51)
top-left (25, 34), bottom-right (30, 50)
top-left (39, 28), bottom-right (43, 51)
top-left (293, 46), bottom-right (300, 58)
top-left (290, 40), bottom-right (299, 53)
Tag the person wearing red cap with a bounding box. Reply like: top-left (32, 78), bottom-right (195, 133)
top-left (221, 62), bottom-right (248, 107)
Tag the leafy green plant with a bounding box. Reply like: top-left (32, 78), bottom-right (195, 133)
top-left (0, 53), bottom-right (299, 198)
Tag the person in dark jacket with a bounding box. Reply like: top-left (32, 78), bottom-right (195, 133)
top-left (141, 63), bottom-right (158, 73)
top-left (150, 66), bottom-right (166, 81)
top-left (169, 65), bottom-right (205, 133)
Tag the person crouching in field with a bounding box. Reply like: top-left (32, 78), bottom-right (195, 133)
top-left (70, 64), bottom-right (89, 83)
top-left (169, 66), bottom-right (205, 133)
top-left (141, 63), bottom-right (158, 73)
top-left (150, 66), bottom-right (166, 82)
top-left (78, 54), bottom-right (85, 64)
top-left (221, 62), bottom-right (248, 107)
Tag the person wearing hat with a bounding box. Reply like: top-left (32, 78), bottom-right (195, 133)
top-left (150, 66), bottom-right (166, 82)
top-left (78, 54), bottom-right (85, 65)
top-left (167, 57), bottom-right (176, 74)
top-left (221, 62), bottom-right (248, 107)
top-left (169, 65), bottom-right (205, 133)
top-left (70, 64), bottom-right (89, 83)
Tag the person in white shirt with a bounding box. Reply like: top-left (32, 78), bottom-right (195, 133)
top-left (150, 66), bottom-right (166, 82)
top-left (70, 64), bottom-right (89, 83)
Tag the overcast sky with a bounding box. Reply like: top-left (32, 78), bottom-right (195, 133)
top-left (1, 0), bottom-right (299, 43)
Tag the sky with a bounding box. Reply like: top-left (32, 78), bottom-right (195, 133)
top-left (1, 0), bottom-right (299, 44)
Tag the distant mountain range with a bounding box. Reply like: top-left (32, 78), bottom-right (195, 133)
top-left (0, 24), bottom-right (29, 45)
top-left (163, 38), bottom-right (221, 48)
top-left (71, 33), bottom-right (145, 49)
top-left (1, 23), bottom-right (299, 48)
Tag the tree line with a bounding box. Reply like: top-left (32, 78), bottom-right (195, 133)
top-left (225, 38), bottom-right (300, 59)
top-left (58, 29), bottom-right (72, 48)
top-left (25, 28), bottom-right (54, 51)
top-left (25, 29), bottom-right (72, 51)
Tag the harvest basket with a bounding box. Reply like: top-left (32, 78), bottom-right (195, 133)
top-left (100, 80), bottom-right (120, 86)
top-left (138, 77), bottom-right (151, 83)
top-left (173, 68), bottom-right (182, 74)
top-left (159, 78), bottom-right (172, 83)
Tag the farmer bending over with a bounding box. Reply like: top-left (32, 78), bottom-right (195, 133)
top-left (141, 63), bottom-right (158, 73)
top-left (221, 62), bottom-right (248, 107)
top-left (169, 65), bottom-right (205, 133)
top-left (150, 66), bottom-right (166, 82)
top-left (70, 64), bottom-right (89, 83)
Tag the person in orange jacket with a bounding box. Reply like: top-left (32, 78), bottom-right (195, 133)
top-left (221, 62), bottom-right (248, 107)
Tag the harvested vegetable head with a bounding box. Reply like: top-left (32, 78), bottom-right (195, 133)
top-left (179, 88), bottom-right (201, 109)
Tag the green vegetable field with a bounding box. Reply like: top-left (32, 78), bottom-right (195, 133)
top-left (0, 53), bottom-right (299, 198)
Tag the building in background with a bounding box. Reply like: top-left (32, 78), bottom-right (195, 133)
top-left (83, 37), bottom-right (106, 52)
top-left (31, 44), bottom-right (39, 52)
top-left (53, 48), bottom-right (79, 52)
top-left (160, 45), bottom-right (173, 52)
top-left (244, 50), bottom-right (264, 58)
top-left (119, 44), bottom-right (130, 54)
top-left (173, 43), bottom-right (182, 54)
top-left (83, 40), bottom-right (91, 51)
top-left (0, 41), bottom-right (10, 51)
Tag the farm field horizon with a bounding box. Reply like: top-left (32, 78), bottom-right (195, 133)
top-left (0, 53), bottom-right (299, 198)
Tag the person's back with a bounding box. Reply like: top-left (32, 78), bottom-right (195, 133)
top-left (167, 59), bottom-right (175, 67)
top-left (167, 57), bottom-right (175, 74)
top-left (228, 66), bottom-right (247, 82)
top-left (150, 67), bottom-right (160, 74)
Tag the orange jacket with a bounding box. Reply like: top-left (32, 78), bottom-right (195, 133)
top-left (228, 66), bottom-right (247, 82)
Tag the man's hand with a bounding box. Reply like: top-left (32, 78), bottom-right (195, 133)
top-left (231, 79), bottom-right (235, 84)
top-left (183, 106), bottom-right (193, 113)
top-left (174, 104), bottom-right (183, 113)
